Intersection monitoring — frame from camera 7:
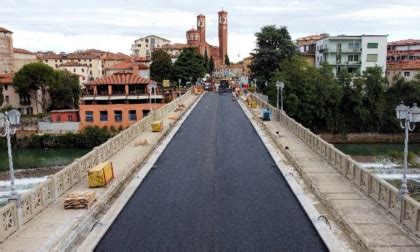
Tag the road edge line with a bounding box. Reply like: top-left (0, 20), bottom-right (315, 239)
top-left (77, 93), bottom-right (204, 251)
top-left (237, 96), bottom-right (345, 252)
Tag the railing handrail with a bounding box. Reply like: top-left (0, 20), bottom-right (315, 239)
top-left (249, 93), bottom-right (420, 236)
top-left (0, 89), bottom-right (193, 242)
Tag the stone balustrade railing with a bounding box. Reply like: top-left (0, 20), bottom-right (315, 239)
top-left (0, 91), bottom-right (193, 242)
top-left (249, 93), bottom-right (420, 237)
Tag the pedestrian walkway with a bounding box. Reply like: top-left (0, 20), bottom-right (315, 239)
top-left (244, 97), bottom-right (420, 251)
top-left (0, 93), bottom-right (199, 251)
top-left (96, 93), bottom-right (327, 251)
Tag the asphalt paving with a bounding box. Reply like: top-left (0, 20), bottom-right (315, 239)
top-left (95, 92), bottom-right (327, 252)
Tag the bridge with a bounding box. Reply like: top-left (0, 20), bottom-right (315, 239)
top-left (0, 90), bottom-right (419, 251)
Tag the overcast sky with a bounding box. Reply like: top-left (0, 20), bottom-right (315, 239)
top-left (1, 0), bottom-right (420, 62)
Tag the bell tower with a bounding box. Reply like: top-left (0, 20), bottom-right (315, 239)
top-left (197, 14), bottom-right (206, 45)
top-left (218, 10), bottom-right (228, 64)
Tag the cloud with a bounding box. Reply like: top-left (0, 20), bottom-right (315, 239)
top-left (2, 0), bottom-right (420, 60)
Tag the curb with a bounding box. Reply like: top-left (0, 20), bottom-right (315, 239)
top-left (237, 96), bottom-right (346, 252)
top-left (76, 93), bottom-right (204, 251)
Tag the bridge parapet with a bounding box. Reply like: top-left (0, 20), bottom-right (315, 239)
top-left (0, 90), bottom-right (193, 242)
top-left (250, 93), bottom-right (420, 237)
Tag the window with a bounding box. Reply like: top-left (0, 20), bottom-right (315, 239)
top-left (114, 110), bottom-right (122, 122)
top-left (82, 76), bottom-right (85, 80)
top-left (85, 111), bottom-right (93, 122)
top-left (82, 68), bottom-right (84, 72)
top-left (366, 54), bottom-right (378, 62)
top-left (142, 110), bottom-right (150, 117)
top-left (145, 39), bottom-right (149, 43)
top-left (348, 42), bottom-right (360, 50)
top-left (90, 70), bottom-right (92, 75)
top-left (57, 115), bottom-right (61, 122)
top-left (348, 55), bottom-right (359, 62)
top-left (129, 110), bottom-right (137, 121)
top-left (68, 115), bottom-right (73, 121)
top-left (5, 95), bottom-right (9, 103)
top-left (89, 64), bottom-right (92, 67)
top-left (146, 44), bottom-right (149, 48)
top-left (45, 60), bottom-right (48, 63)
top-left (4, 85), bottom-right (8, 90)
top-left (367, 43), bottom-right (379, 49)
top-left (100, 111), bottom-right (108, 121)
top-left (73, 68), bottom-right (76, 73)
top-left (404, 72), bottom-right (410, 77)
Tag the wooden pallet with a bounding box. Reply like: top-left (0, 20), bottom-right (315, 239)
top-left (64, 191), bottom-right (96, 210)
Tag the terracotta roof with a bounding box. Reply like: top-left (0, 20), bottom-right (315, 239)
top-left (388, 39), bottom-right (420, 46)
top-left (37, 52), bottom-right (102, 60)
top-left (107, 59), bottom-right (149, 70)
top-left (14, 48), bottom-right (33, 55)
top-left (59, 62), bottom-right (89, 67)
top-left (0, 73), bottom-right (13, 84)
top-left (197, 14), bottom-right (205, 17)
top-left (0, 27), bottom-right (12, 33)
top-left (91, 72), bottom-right (153, 85)
top-left (296, 34), bottom-right (329, 46)
top-left (102, 52), bottom-right (130, 61)
top-left (187, 28), bottom-right (198, 33)
top-left (161, 43), bottom-right (189, 50)
top-left (387, 60), bottom-right (420, 70)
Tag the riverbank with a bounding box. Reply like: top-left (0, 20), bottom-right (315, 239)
top-left (321, 132), bottom-right (420, 144)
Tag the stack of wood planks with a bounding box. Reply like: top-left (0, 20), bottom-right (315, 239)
top-left (64, 191), bottom-right (96, 209)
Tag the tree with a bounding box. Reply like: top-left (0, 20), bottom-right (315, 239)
top-left (224, 54), bottom-right (230, 66)
top-left (150, 50), bottom-right (173, 83)
top-left (172, 48), bottom-right (206, 84)
top-left (204, 49), bottom-right (209, 73)
top-left (49, 70), bottom-right (81, 110)
top-left (13, 62), bottom-right (55, 111)
top-left (250, 25), bottom-right (296, 91)
top-left (208, 56), bottom-right (215, 74)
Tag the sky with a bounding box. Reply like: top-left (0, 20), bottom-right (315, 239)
top-left (1, 0), bottom-right (420, 62)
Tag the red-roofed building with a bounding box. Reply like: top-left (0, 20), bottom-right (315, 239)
top-left (387, 39), bottom-right (420, 83)
top-left (105, 58), bottom-right (150, 78)
top-left (0, 73), bottom-right (44, 114)
top-left (79, 72), bottom-right (163, 129)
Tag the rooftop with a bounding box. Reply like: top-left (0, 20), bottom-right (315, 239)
top-left (296, 34), bottom-right (329, 46)
top-left (106, 59), bottom-right (149, 70)
top-left (59, 62), bottom-right (89, 67)
top-left (0, 73), bottom-right (13, 84)
top-left (14, 48), bottom-right (34, 55)
top-left (161, 43), bottom-right (190, 50)
top-left (388, 39), bottom-right (420, 46)
top-left (90, 72), bottom-right (153, 85)
top-left (0, 27), bottom-right (12, 33)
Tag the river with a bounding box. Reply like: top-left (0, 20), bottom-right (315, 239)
top-left (0, 148), bottom-right (90, 172)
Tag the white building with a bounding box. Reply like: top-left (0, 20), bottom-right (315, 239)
top-left (131, 35), bottom-right (171, 58)
top-left (315, 35), bottom-right (388, 76)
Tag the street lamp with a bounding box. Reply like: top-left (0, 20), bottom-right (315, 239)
top-left (395, 102), bottom-right (420, 196)
top-left (0, 109), bottom-right (21, 201)
top-left (276, 80), bottom-right (285, 111)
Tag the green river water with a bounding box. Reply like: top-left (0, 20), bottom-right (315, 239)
top-left (0, 148), bottom-right (90, 172)
top-left (335, 143), bottom-right (420, 157)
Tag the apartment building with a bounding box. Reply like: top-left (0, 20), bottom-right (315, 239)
top-left (296, 34), bottom-right (329, 66)
top-left (13, 48), bottom-right (37, 71)
top-left (79, 72), bottom-right (163, 129)
top-left (386, 39), bottom-right (420, 83)
top-left (315, 35), bottom-right (387, 76)
top-left (160, 43), bottom-right (190, 63)
top-left (58, 62), bottom-right (90, 86)
top-left (131, 35), bottom-right (171, 58)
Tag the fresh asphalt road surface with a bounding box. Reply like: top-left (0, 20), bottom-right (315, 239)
top-left (96, 92), bottom-right (327, 252)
